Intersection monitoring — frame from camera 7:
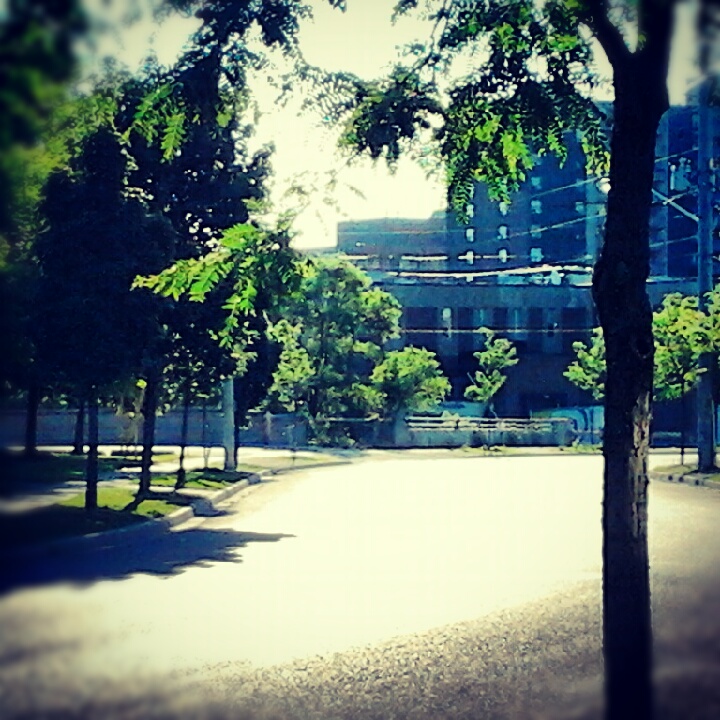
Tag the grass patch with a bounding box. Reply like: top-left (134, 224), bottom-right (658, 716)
top-left (1, 485), bottom-right (192, 550)
top-left (128, 468), bottom-right (250, 490)
top-left (0, 504), bottom-right (148, 548)
top-left (0, 451), bottom-right (123, 497)
top-left (105, 451), bottom-right (178, 465)
top-left (60, 486), bottom-right (182, 518)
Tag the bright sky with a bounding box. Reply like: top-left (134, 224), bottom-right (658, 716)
top-left (86, 0), bottom-right (700, 249)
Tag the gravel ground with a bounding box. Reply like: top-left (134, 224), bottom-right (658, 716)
top-left (7, 574), bottom-right (716, 720)
top-left (2, 455), bottom-right (719, 720)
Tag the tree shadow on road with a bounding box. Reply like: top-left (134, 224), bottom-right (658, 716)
top-left (0, 524), bottom-right (294, 596)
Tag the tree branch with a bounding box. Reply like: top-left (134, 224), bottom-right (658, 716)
top-left (637, 0), bottom-right (676, 82)
top-left (580, 0), bottom-right (631, 69)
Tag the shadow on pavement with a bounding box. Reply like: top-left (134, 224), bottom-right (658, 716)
top-left (0, 525), bottom-right (294, 596)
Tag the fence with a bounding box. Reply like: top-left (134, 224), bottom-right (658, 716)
top-left (1, 409), bottom-right (575, 450)
top-left (0, 409), bottom-right (307, 449)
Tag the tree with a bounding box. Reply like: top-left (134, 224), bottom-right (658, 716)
top-left (564, 328), bottom-right (607, 402)
top-left (370, 346), bottom-right (450, 416)
top-left (653, 293), bottom-right (705, 462)
top-left (330, 0), bottom-right (685, 715)
top-left (0, 0), bottom-right (86, 240)
top-left (34, 129), bottom-right (174, 509)
top-left (463, 328), bottom-right (518, 408)
top-left (264, 257), bottom-right (401, 440)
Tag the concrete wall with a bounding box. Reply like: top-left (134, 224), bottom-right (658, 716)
top-left (0, 410), bottom-right (308, 449)
top-left (371, 415), bottom-right (576, 449)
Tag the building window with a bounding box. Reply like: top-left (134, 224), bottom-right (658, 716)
top-left (531, 199), bottom-right (543, 215)
top-left (441, 307), bottom-right (452, 337)
top-left (497, 224), bottom-right (508, 240)
top-left (498, 248), bottom-right (508, 263)
top-left (528, 307), bottom-right (543, 351)
top-left (466, 203), bottom-right (475, 218)
top-left (499, 201), bottom-right (510, 216)
top-left (530, 247), bottom-right (543, 263)
top-left (575, 201), bottom-right (585, 214)
top-left (465, 227), bottom-right (475, 242)
top-left (493, 306), bottom-right (508, 331)
top-left (531, 225), bottom-right (542, 240)
top-left (531, 176), bottom-right (543, 189)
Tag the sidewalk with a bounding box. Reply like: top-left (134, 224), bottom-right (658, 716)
top-left (0, 446), bottom-right (353, 552)
top-left (0, 446), bottom-right (350, 512)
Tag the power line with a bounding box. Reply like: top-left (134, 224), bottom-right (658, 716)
top-left (399, 327), bottom-right (594, 334)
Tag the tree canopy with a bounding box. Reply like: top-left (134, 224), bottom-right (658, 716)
top-left (463, 328), bottom-right (518, 406)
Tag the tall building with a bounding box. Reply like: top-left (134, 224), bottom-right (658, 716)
top-left (332, 100), bottom-right (716, 419)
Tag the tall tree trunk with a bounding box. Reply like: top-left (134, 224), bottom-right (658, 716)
top-left (680, 385), bottom-right (686, 468)
top-left (202, 398), bottom-right (210, 469)
top-left (138, 375), bottom-right (159, 497)
top-left (23, 381), bottom-right (40, 458)
top-left (85, 389), bottom-right (99, 511)
top-left (592, 53), bottom-right (668, 720)
top-left (72, 399), bottom-right (85, 455)
top-left (176, 391), bottom-right (190, 489)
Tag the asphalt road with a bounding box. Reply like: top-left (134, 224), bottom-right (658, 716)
top-left (1, 453), bottom-right (719, 719)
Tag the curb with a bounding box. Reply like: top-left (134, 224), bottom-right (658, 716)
top-left (1, 458), bottom-right (353, 561)
top-left (0, 475), bottom-right (258, 562)
top-left (649, 470), bottom-right (720, 490)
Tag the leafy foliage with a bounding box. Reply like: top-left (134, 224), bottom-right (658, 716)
top-left (564, 327), bottom-right (607, 401)
top-left (463, 328), bottom-right (519, 404)
top-left (0, 0), bottom-right (87, 237)
top-left (333, 0), bottom-right (609, 218)
top-left (370, 347), bottom-right (450, 415)
top-left (565, 293), bottom-right (708, 402)
top-left (34, 128), bottom-right (175, 396)
top-left (265, 257), bottom-right (401, 425)
top-left (653, 293), bottom-right (705, 401)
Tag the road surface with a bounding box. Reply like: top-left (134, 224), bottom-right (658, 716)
top-left (1, 453), bottom-right (719, 719)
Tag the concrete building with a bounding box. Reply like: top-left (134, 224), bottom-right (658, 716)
top-left (332, 100), bottom-right (716, 420)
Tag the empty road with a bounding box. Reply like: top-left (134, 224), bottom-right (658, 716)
top-left (1, 453), bottom-right (719, 719)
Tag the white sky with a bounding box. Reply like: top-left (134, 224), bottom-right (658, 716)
top-left (86, 0), bottom-right (700, 248)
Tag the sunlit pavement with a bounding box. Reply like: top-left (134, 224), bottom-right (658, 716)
top-left (1, 453), bottom-right (719, 719)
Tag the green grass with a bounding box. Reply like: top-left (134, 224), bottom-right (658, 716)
top-left (0, 486), bottom-right (188, 549)
top-left (144, 469), bottom-right (250, 490)
top-left (0, 451), bottom-right (124, 497)
top-left (106, 451), bottom-right (178, 465)
top-left (60, 486), bottom-right (181, 518)
top-left (0, 504), bottom-right (148, 548)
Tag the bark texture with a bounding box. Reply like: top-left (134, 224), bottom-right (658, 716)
top-left (176, 392), bottom-right (190, 490)
top-left (23, 382), bottom-right (39, 457)
top-left (72, 400), bottom-right (85, 455)
top-left (592, 51), bottom-right (668, 720)
top-left (139, 376), bottom-right (159, 496)
top-left (84, 390), bottom-right (98, 511)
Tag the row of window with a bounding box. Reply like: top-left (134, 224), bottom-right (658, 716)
top-left (465, 199), bottom-right (588, 225)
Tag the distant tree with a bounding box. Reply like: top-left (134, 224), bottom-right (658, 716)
top-left (35, 129), bottom-right (174, 509)
top-left (464, 329), bottom-right (518, 408)
top-left (329, 0), bottom-right (690, 712)
top-left (653, 293), bottom-right (705, 464)
top-left (371, 347), bottom-right (450, 417)
top-left (0, 0), bottom-right (86, 239)
top-left (564, 328), bottom-right (607, 402)
top-left (263, 258), bottom-right (401, 440)
top-left (264, 320), bottom-right (316, 415)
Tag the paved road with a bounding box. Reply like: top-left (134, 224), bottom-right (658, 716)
top-left (1, 453), bottom-right (719, 719)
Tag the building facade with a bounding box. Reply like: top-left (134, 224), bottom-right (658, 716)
top-left (331, 100), bottom-right (716, 419)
